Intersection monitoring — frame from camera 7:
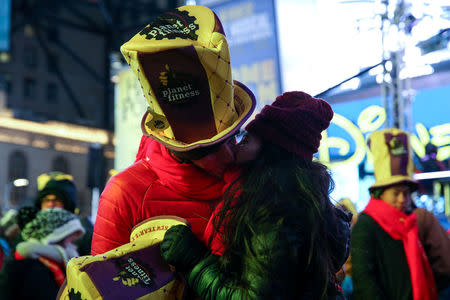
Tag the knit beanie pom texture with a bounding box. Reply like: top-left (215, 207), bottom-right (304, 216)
top-left (245, 91), bottom-right (333, 159)
top-left (21, 208), bottom-right (85, 244)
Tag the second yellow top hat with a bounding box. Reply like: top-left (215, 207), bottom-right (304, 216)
top-left (368, 128), bottom-right (418, 191)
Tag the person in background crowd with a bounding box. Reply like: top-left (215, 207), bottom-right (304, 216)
top-left (0, 207), bottom-right (85, 300)
top-left (106, 168), bottom-right (119, 183)
top-left (337, 198), bottom-right (358, 227)
top-left (418, 143), bottom-right (447, 197)
top-left (35, 171), bottom-right (93, 255)
top-left (336, 197), bottom-right (359, 300)
top-left (160, 91), bottom-right (352, 299)
top-left (35, 172), bottom-right (76, 212)
top-left (351, 128), bottom-right (439, 300)
top-left (420, 143), bottom-right (447, 173)
top-left (0, 209), bottom-right (20, 270)
top-left (91, 5), bottom-right (256, 255)
top-left (13, 206), bottom-right (80, 268)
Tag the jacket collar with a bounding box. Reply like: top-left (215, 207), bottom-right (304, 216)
top-left (145, 139), bottom-right (229, 200)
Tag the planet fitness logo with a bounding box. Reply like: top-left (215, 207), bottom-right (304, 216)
top-left (113, 257), bottom-right (155, 288)
top-left (139, 9), bottom-right (199, 40)
top-left (158, 64), bottom-right (201, 104)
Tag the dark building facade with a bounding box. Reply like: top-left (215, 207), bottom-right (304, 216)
top-left (0, 0), bottom-right (182, 216)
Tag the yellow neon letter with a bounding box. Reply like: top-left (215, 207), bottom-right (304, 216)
top-left (357, 105), bottom-right (385, 133)
top-left (319, 113), bottom-right (366, 167)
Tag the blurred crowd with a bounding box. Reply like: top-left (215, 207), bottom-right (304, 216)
top-left (0, 172), bottom-right (93, 299)
top-left (0, 140), bottom-right (448, 300)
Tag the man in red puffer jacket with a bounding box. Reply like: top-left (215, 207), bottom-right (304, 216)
top-left (92, 136), bottom-right (245, 254)
top-left (91, 5), bottom-right (256, 255)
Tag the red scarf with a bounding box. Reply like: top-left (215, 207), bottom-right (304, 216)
top-left (203, 166), bottom-right (242, 255)
top-left (137, 136), bottom-right (229, 200)
top-left (363, 198), bottom-right (437, 300)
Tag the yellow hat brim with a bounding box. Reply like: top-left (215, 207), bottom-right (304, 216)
top-left (141, 80), bottom-right (256, 151)
top-left (369, 175), bottom-right (418, 191)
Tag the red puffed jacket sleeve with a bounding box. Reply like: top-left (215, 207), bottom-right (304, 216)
top-left (91, 162), bottom-right (153, 255)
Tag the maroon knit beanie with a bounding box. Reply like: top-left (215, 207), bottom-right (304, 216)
top-left (245, 91), bottom-right (333, 160)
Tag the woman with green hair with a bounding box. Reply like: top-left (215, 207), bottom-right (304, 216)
top-left (161, 91), bottom-right (352, 299)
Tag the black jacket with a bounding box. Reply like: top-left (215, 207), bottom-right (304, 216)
top-left (0, 258), bottom-right (59, 300)
top-left (351, 213), bottom-right (412, 300)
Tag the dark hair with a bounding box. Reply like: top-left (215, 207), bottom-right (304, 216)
top-left (210, 143), bottom-right (337, 298)
top-left (370, 188), bottom-right (385, 199)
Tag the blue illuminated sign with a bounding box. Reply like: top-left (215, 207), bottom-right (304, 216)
top-left (0, 0), bottom-right (11, 51)
top-left (320, 85), bottom-right (450, 165)
top-left (197, 0), bottom-right (282, 109)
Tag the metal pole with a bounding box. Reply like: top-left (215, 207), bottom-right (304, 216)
top-left (403, 80), bottom-right (414, 134)
top-left (444, 183), bottom-right (450, 218)
top-left (3, 182), bottom-right (12, 212)
top-left (391, 51), bottom-right (403, 129)
top-left (380, 0), bottom-right (390, 128)
top-left (380, 0), bottom-right (409, 130)
top-left (91, 187), bottom-right (100, 224)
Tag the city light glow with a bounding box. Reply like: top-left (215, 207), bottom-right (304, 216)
top-left (413, 170), bottom-right (450, 180)
top-left (13, 178), bottom-right (29, 187)
top-left (0, 116), bottom-right (110, 144)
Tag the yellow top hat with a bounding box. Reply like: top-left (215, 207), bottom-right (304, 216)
top-left (120, 5), bottom-right (256, 151)
top-left (37, 171), bottom-right (74, 191)
top-left (368, 128), bottom-right (418, 191)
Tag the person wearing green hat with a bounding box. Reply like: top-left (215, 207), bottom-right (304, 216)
top-left (0, 207), bottom-right (85, 300)
top-left (350, 128), bottom-right (449, 300)
top-left (35, 172), bottom-right (77, 213)
top-left (91, 5), bottom-right (256, 255)
top-left (34, 172), bottom-right (93, 256)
